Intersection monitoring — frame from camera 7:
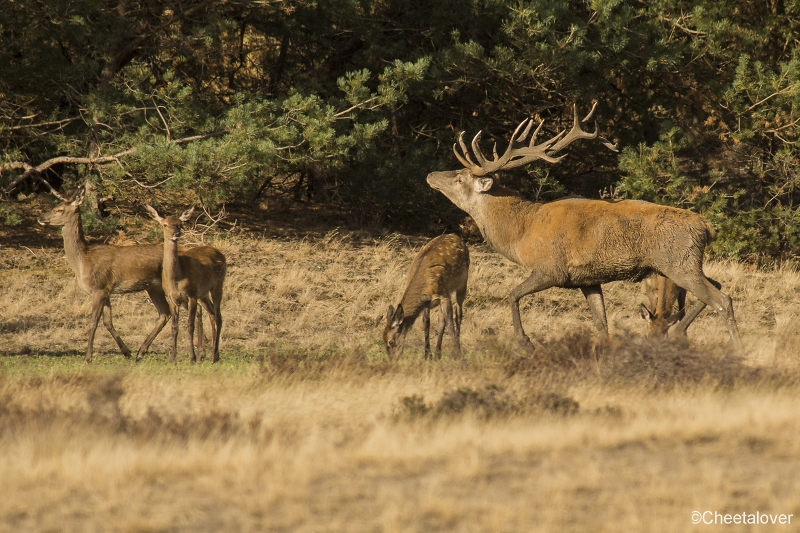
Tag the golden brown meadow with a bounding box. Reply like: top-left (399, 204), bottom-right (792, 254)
top-left (2, 230), bottom-right (800, 532)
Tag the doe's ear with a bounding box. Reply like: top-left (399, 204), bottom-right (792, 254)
top-left (640, 303), bottom-right (654, 322)
top-left (390, 304), bottom-right (404, 328)
top-left (474, 177), bottom-right (494, 193)
top-left (145, 204), bottom-right (163, 222)
top-left (179, 206), bottom-right (195, 222)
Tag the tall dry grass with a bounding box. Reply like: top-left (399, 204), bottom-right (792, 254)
top-left (2, 231), bottom-right (800, 532)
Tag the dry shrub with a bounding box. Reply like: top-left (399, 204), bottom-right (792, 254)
top-left (505, 329), bottom-right (794, 390)
top-left (396, 385), bottom-right (580, 420)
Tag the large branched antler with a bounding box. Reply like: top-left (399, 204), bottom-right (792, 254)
top-left (453, 103), bottom-right (618, 176)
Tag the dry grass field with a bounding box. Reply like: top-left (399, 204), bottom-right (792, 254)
top-left (2, 227), bottom-right (800, 532)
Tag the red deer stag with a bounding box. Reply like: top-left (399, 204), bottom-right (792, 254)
top-left (146, 206), bottom-right (226, 363)
top-left (37, 190), bottom-right (171, 362)
top-left (426, 103), bottom-right (743, 353)
top-left (384, 234), bottom-right (469, 359)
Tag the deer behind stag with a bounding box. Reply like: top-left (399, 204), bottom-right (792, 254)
top-left (426, 103), bottom-right (743, 352)
top-left (147, 206), bottom-right (226, 363)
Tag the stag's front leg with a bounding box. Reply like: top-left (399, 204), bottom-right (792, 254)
top-left (580, 285), bottom-right (608, 335)
top-left (422, 307), bottom-right (432, 359)
top-left (508, 272), bottom-right (554, 350)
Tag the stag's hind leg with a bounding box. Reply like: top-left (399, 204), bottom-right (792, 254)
top-left (670, 278), bottom-right (720, 338)
top-left (668, 273), bottom-right (743, 353)
top-left (580, 285), bottom-right (609, 335)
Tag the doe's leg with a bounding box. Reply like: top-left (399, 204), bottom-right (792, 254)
top-left (101, 300), bottom-right (132, 358)
top-left (136, 288), bottom-right (170, 361)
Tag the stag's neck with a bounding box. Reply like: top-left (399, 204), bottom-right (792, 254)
top-left (470, 189), bottom-right (541, 264)
top-left (61, 212), bottom-right (90, 274)
top-left (161, 238), bottom-right (183, 296)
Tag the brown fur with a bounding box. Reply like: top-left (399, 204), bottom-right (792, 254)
top-left (427, 113), bottom-right (742, 352)
top-left (384, 234), bottom-right (469, 359)
top-left (147, 206), bottom-right (227, 364)
top-left (37, 192), bottom-right (171, 362)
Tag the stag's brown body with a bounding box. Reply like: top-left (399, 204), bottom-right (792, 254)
top-left (148, 206), bottom-right (226, 363)
top-left (38, 194), bottom-right (171, 362)
top-left (384, 234), bottom-right (469, 359)
top-left (427, 104), bottom-right (742, 352)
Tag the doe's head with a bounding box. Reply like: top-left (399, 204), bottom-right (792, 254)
top-left (146, 205), bottom-right (195, 242)
top-left (382, 304), bottom-right (406, 358)
top-left (37, 189), bottom-right (85, 227)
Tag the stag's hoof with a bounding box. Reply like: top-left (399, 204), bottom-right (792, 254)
top-left (514, 335), bottom-right (538, 353)
top-left (667, 329), bottom-right (690, 348)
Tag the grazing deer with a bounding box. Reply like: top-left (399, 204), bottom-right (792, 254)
top-left (640, 275), bottom-right (686, 337)
top-left (640, 274), bottom-right (723, 339)
top-left (384, 234), bottom-right (469, 359)
top-left (146, 205), bottom-right (226, 363)
top-left (37, 190), bottom-right (171, 362)
top-left (426, 103), bottom-right (743, 352)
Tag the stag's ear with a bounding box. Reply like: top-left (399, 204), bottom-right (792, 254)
top-left (474, 178), bottom-right (494, 193)
top-left (145, 204), bottom-right (163, 222)
top-left (640, 303), bottom-right (654, 322)
top-left (180, 206), bottom-right (195, 222)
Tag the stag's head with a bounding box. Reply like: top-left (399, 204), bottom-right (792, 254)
top-left (37, 189), bottom-right (85, 227)
top-left (427, 103), bottom-right (617, 211)
top-left (382, 304), bottom-right (407, 358)
top-left (146, 205), bottom-right (195, 242)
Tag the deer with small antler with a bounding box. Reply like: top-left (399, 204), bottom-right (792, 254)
top-left (427, 103), bottom-right (743, 352)
top-left (147, 205), bottom-right (226, 363)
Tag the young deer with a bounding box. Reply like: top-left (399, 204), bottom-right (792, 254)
top-left (146, 205), bottom-right (226, 363)
top-left (37, 190), bottom-right (171, 362)
top-left (640, 274), bottom-right (721, 339)
top-left (427, 103), bottom-right (743, 353)
top-left (640, 275), bottom-right (686, 337)
top-left (384, 234), bottom-right (469, 359)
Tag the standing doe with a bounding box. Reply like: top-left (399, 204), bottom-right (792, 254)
top-left (146, 206), bottom-right (226, 363)
top-left (38, 190), bottom-right (171, 362)
top-left (384, 234), bottom-right (469, 359)
top-left (426, 103), bottom-right (743, 352)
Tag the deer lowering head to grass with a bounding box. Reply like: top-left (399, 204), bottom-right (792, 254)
top-left (640, 274), bottom-right (723, 339)
top-left (146, 205), bottom-right (226, 363)
top-left (37, 190), bottom-right (171, 362)
top-left (427, 103), bottom-right (743, 353)
top-left (640, 275), bottom-right (687, 338)
top-left (384, 234), bottom-right (469, 360)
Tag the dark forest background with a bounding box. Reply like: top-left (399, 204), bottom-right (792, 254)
top-left (2, 0), bottom-right (799, 261)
